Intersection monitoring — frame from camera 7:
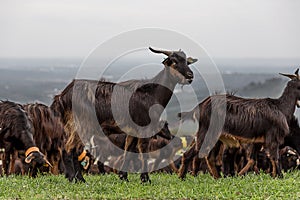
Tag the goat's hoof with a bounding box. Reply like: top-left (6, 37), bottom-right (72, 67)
top-left (75, 178), bottom-right (86, 183)
top-left (178, 172), bottom-right (186, 180)
top-left (119, 172), bottom-right (129, 182)
top-left (140, 173), bottom-right (150, 183)
top-left (141, 179), bottom-right (151, 184)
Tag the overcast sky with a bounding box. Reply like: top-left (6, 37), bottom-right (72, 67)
top-left (0, 0), bottom-right (299, 58)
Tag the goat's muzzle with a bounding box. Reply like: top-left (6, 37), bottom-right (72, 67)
top-left (297, 100), bottom-right (300, 108)
top-left (185, 71), bottom-right (194, 84)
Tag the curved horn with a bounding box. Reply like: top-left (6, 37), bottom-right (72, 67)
top-left (279, 68), bottom-right (300, 80)
top-left (287, 149), bottom-right (297, 156)
top-left (44, 157), bottom-right (53, 168)
top-left (149, 47), bottom-right (172, 56)
top-left (279, 73), bottom-right (297, 80)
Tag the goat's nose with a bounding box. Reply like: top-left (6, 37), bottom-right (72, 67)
top-left (187, 71), bottom-right (193, 79)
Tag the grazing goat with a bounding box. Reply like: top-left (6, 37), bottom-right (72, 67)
top-left (23, 103), bottom-right (65, 175)
top-left (279, 146), bottom-right (300, 171)
top-left (51, 47), bottom-right (197, 183)
top-left (178, 69), bottom-right (300, 179)
top-left (57, 110), bottom-right (92, 182)
top-left (0, 101), bottom-right (51, 176)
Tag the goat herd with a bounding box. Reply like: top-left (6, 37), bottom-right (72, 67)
top-left (0, 47), bottom-right (299, 185)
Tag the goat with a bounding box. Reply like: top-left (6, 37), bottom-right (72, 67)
top-left (51, 47), bottom-right (197, 183)
top-left (23, 103), bottom-right (65, 175)
top-left (0, 100), bottom-right (51, 176)
top-left (279, 146), bottom-right (300, 171)
top-left (88, 121), bottom-right (179, 174)
top-left (59, 111), bottom-right (92, 182)
top-left (223, 116), bottom-right (300, 177)
top-left (178, 69), bottom-right (300, 179)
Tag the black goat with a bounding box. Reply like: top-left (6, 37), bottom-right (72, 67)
top-left (178, 69), bottom-right (300, 179)
top-left (51, 47), bottom-right (197, 183)
top-left (0, 101), bottom-right (51, 176)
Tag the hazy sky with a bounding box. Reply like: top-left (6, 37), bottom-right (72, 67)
top-left (1, 0), bottom-right (299, 58)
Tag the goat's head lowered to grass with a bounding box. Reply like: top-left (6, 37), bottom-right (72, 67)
top-left (279, 68), bottom-right (300, 107)
top-left (149, 47), bottom-right (197, 85)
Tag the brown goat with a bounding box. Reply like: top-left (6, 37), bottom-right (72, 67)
top-left (0, 101), bottom-right (51, 176)
top-left (23, 103), bottom-right (65, 175)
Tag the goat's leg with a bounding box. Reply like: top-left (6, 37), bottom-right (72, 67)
top-left (150, 146), bottom-right (171, 173)
top-left (51, 158), bottom-right (59, 175)
top-left (151, 154), bottom-right (162, 173)
top-left (192, 156), bottom-right (201, 176)
top-left (49, 154), bottom-right (59, 175)
top-left (129, 138), bottom-right (141, 171)
top-left (168, 162), bottom-right (178, 174)
top-left (268, 145), bottom-right (282, 178)
top-left (138, 138), bottom-right (151, 183)
top-left (3, 152), bottom-right (10, 176)
top-left (168, 151), bottom-right (179, 173)
top-left (118, 135), bottom-right (135, 181)
top-left (62, 150), bottom-right (75, 182)
top-left (238, 144), bottom-right (257, 176)
top-left (238, 159), bottom-right (255, 176)
top-left (178, 142), bottom-right (198, 180)
top-left (73, 149), bottom-right (86, 183)
top-left (9, 152), bottom-right (16, 175)
top-left (206, 141), bottom-right (222, 179)
top-left (266, 131), bottom-right (283, 178)
top-left (223, 147), bottom-right (238, 177)
top-left (51, 160), bottom-right (60, 175)
top-left (97, 161), bottom-right (106, 175)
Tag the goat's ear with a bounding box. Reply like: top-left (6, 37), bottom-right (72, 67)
top-left (187, 57), bottom-right (198, 65)
top-left (25, 153), bottom-right (35, 163)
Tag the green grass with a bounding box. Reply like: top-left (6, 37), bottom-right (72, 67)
top-left (0, 171), bottom-right (299, 199)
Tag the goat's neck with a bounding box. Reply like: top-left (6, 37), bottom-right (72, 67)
top-left (277, 87), bottom-right (297, 120)
top-left (150, 68), bottom-right (177, 107)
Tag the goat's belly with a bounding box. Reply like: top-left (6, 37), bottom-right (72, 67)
top-left (220, 133), bottom-right (264, 148)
